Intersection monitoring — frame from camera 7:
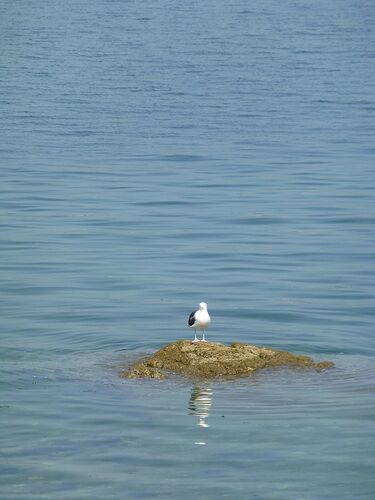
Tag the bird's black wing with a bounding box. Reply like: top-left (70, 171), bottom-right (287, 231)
top-left (188, 311), bottom-right (196, 326)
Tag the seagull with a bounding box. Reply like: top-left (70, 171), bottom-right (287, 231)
top-left (188, 302), bottom-right (211, 344)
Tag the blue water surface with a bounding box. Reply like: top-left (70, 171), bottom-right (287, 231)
top-left (1, 0), bottom-right (375, 498)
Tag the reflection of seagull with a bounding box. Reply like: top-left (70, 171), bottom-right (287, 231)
top-left (188, 302), bottom-right (211, 344)
top-left (189, 384), bottom-right (213, 428)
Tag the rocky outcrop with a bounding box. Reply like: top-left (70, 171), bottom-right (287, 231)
top-left (121, 340), bottom-right (334, 380)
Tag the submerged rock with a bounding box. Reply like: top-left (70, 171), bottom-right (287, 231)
top-left (121, 340), bottom-right (334, 380)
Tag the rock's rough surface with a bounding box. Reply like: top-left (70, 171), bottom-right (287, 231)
top-left (121, 340), bottom-right (334, 380)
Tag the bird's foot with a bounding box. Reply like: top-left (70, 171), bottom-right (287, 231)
top-left (192, 338), bottom-right (200, 344)
top-left (200, 338), bottom-right (208, 343)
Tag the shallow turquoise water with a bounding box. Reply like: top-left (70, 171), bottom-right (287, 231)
top-left (1, 0), bottom-right (375, 498)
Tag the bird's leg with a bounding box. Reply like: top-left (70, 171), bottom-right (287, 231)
top-left (201, 331), bottom-right (207, 342)
top-left (192, 330), bottom-right (200, 344)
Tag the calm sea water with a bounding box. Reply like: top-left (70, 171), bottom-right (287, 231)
top-left (1, 0), bottom-right (375, 498)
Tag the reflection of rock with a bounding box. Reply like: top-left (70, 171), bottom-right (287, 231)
top-left (189, 384), bottom-right (213, 428)
top-left (121, 340), bottom-right (334, 380)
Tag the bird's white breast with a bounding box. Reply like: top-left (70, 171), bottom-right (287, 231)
top-left (194, 309), bottom-right (211, 328)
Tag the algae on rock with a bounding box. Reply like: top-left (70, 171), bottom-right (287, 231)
top-left (121, 340), bottom-right (334, 380)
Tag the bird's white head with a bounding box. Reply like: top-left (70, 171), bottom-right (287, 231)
top-left (199, 302), bottom-right (207, 310)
